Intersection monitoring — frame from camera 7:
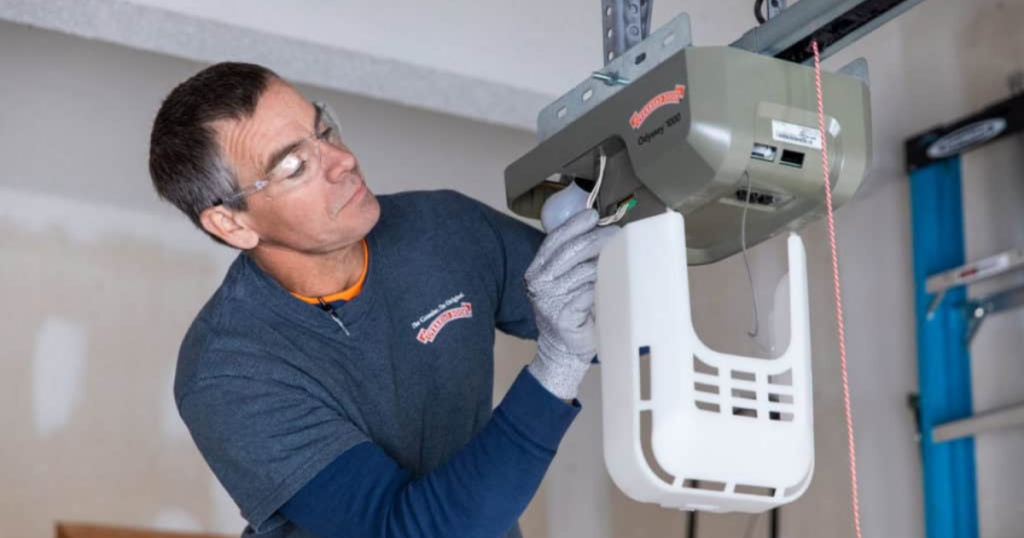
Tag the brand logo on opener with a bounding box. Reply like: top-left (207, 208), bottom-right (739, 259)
top-left (411, 292), bottom-right (473, 344)
top-left (630, 84), bottom-right (686, 130)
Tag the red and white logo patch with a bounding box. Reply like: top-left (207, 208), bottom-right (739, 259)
top-left (416, 302), bottom-right (473, 344)
top-left (629, 84), bottom-right (686, 130)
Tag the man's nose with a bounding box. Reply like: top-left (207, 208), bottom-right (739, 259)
top-left (321, 143), bottom-right (357, 182)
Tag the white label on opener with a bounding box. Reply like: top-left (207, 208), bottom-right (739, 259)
top-left (772, 120), bottom-right (822, 150)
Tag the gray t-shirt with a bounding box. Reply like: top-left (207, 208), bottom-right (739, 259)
top-left (174, 190), bottom-right (543, 537)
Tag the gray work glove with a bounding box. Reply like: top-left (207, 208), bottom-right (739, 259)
top-left (526, 209), bottom-right (620, 400)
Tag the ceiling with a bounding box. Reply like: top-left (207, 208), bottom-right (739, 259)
top-left (3, 0), bottom-right (981, 184)
top-left (0, 0), bottom-right (778, 130)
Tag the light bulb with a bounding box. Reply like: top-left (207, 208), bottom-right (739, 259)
top-left (541, 179), bottom-right (590, 232)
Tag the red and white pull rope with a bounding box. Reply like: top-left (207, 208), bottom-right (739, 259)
top-left (812, 40), bottom-right (863, 538)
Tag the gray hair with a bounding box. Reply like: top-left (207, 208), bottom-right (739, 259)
top-left (148, 62), bottom-right (280, 244)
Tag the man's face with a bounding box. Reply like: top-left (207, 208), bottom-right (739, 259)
top-left (215, 81), bottom-right (380, 254)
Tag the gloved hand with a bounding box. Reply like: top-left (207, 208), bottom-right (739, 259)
top-left (525, 209), bottom-right (619, 400)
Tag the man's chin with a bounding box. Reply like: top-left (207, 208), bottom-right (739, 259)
top-left (360, 191), bottom-right (382, 230)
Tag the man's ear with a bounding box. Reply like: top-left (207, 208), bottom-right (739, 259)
top-left (200, 206), bottom-right (260, 250)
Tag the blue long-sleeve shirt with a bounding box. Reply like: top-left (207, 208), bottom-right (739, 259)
top-left (175, 190), bottom-right (564, 537)
top-left (281, 368), bottom-right (578, 538)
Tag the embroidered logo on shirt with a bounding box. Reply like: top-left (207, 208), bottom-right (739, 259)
top-left (411, 292), bottom-right (474, 344)
top-left (416, 303), bottom-right (473, 344)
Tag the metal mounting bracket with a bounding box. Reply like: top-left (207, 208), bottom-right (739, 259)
top-left (602, 0), bottom-right (654, 66)
top-left (964, 284), bottom-right (1024, 345)
top-left (539, 11), bottom-right (692, 141)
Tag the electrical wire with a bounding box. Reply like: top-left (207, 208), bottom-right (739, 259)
top-left (587, 149), bottom-right (635, 226)
top-left (740, 172), bottom-right (762, 341)
top-left (738, 172), bottom-right (776, 358)
top-left (586, 150), bottom-right (606, 211)
top-left (748, 0), bottom-right (780, 351)
top-left (754, 0), bottom-right (767, 24)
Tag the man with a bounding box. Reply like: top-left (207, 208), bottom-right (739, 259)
top-left (149, 62), bottom-right (617, 538)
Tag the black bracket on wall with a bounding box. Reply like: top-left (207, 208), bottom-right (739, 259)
top-left (905, 92), bottom-right (1024, 173)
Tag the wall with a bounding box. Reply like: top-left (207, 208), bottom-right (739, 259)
top-left (2, 0), bottom-right (1024, 537)
top-left (955, 4), bottom-right (1024, 538)
top-left (0, 20), bottom-right (546, 538)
